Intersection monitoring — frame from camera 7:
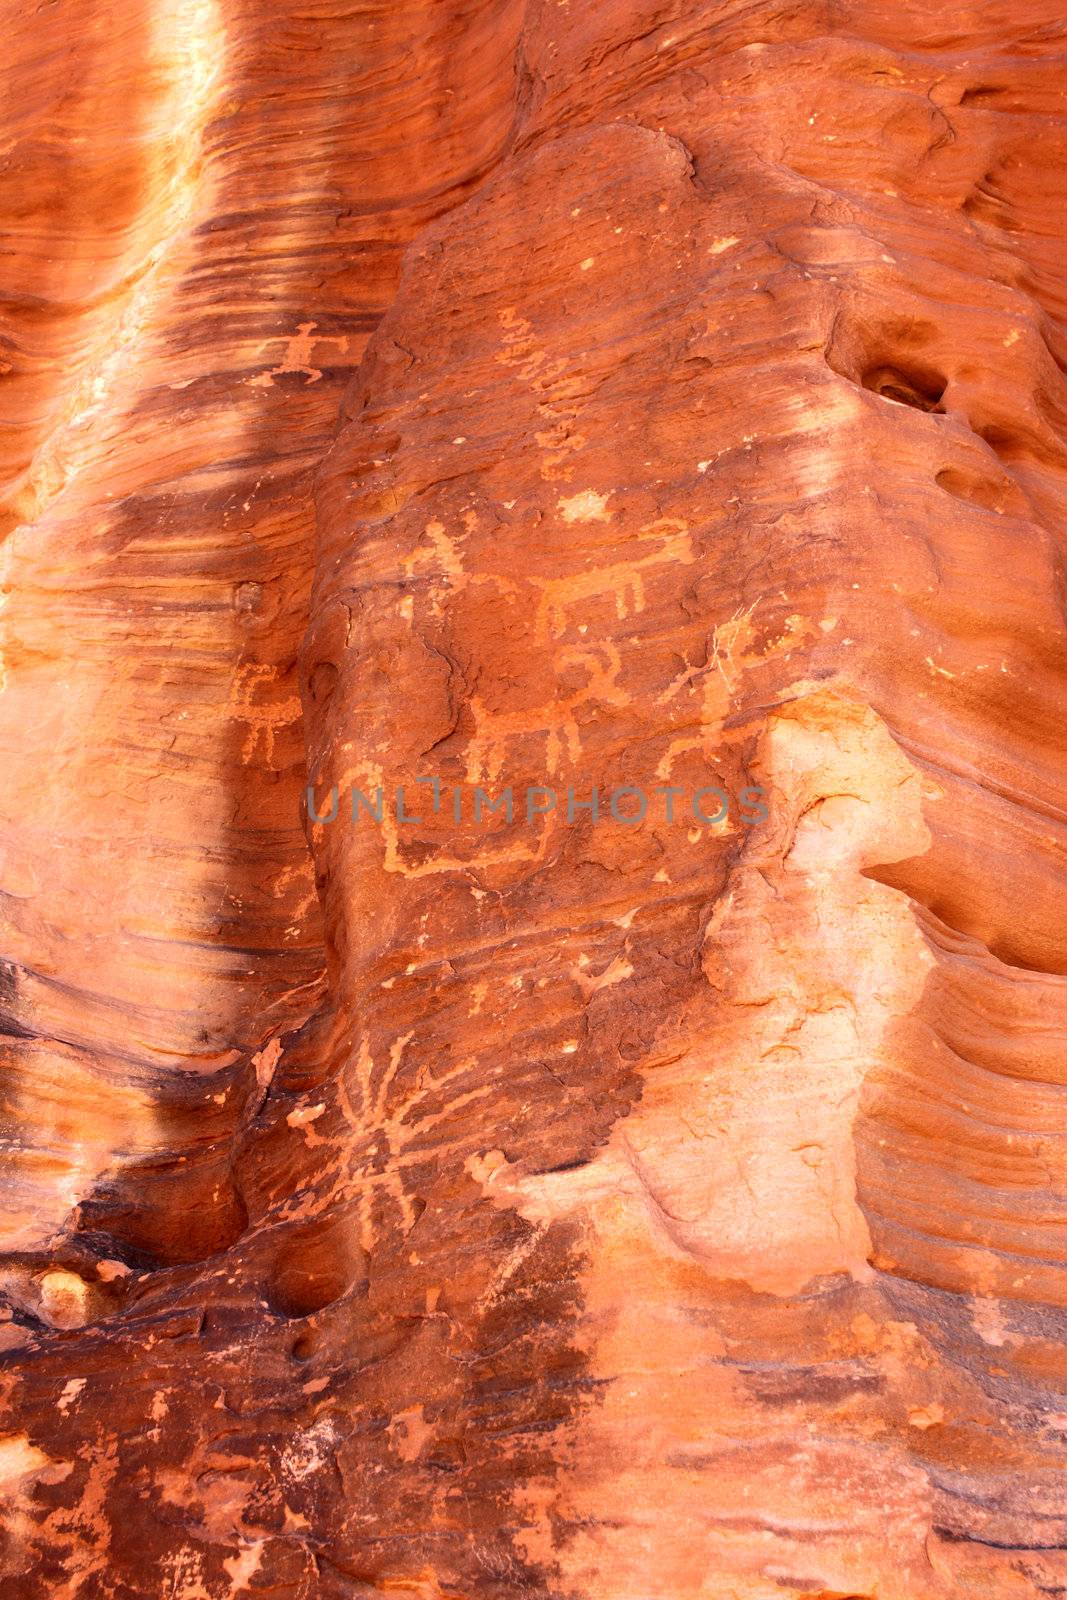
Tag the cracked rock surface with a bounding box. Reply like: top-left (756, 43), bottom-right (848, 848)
top-left (1, 2), bottom-right (1067, 1596)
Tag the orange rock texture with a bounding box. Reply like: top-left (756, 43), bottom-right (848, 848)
top-left (2, 1), bottom-right (1067, 1596)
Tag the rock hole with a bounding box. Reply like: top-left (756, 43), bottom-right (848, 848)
top-left (977, 422), bottom-right (1032, 464)
top-left (861, 363), bottom-right (946, 411)
top-left (866, 871), bottom-right (1067, 977)
top-left (266, 1211), bottom-right (367, 1320)
top-left (291, 1328), bottom-right (322, 1361)
top-left (985, 937), bottom-right (1059, 976)
top-left (960, 85), bottom-right (1003, 106)
top-left (307, 660), bottom-right (339, 705)
top-left (935, 466), bottom-right (1013, 513)
top-left (796, 1591), bottom-right (874, 1600)
top-left (537, 1155), bottom-right (593, 1174)
top-left (825, 319), bottom-right (947, 410)
top-left (962, 173), bottom-right (1009, 228)
top-left (77, 1173), bottom-right (248, 1267)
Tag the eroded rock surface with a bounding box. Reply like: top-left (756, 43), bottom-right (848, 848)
top-left (2, 2), bottom-right (1067, 1596)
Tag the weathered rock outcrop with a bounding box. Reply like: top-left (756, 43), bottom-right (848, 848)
top-left (2, 2), bottom-right (1066, 1596)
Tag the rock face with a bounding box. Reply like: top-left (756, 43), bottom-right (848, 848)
top-left (2, 1), bottom-right (1067, 1595)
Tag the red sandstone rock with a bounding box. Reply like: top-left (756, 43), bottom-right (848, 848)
top-left (2, 2), bottom-right (1067, 1596)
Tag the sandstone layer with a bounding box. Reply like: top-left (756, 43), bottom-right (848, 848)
top-left (2, 2), bottom-right (1067, 1598)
